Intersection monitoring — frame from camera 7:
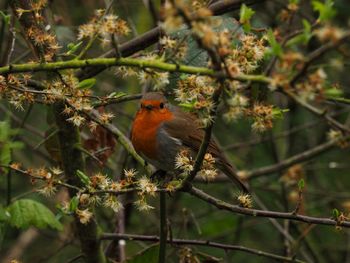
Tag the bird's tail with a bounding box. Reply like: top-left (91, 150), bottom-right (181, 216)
top-left (220, 161), bottom-right (250, 193)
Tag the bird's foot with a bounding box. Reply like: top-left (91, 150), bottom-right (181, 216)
top-left (150, 170), bottom-right (167, 184)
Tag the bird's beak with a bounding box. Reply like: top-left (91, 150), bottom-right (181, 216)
top-left (145, 104), bottom-right (153, 110)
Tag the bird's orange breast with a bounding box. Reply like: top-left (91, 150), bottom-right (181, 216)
top-left (131, 108), bottom-right (173, 160)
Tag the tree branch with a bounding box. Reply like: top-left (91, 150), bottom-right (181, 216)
top-left (0, 57), bottom-right (270, 84)
top-left (186, 186), bottom-right (350, 228)
top-left (100, 232), bottom-right (305, 263)
top-left (245, 136), bottom-right (350, 180)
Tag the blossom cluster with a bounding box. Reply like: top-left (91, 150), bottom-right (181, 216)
top-left (116, 55), bottom-right (170, 91)
top-left (11, 160), bottom-right (164, 225)
top-left (175, 75), bottom-right (216, 127)
top-left (0, 75), bottom-right (34, 110)
top-left (328, 129), bottom-right (348, 148)
top-left (223, 93), bottom-right (249, 122)
top-left (159, 36), bottom-right (188, 61)
top-left (78, 10), bottom-right (130, 47)
top-left (245, 103), bottom-right (275, 132)
top-left (175, 149), bottom-right (217, 181)
top-left (16, 0), bottom-right (60, 61)
top-left (159, 1), bottom-right (267, 129)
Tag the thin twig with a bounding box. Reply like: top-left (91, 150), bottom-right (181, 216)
top-left (100, 232), bottom-right (306, 263)
top-left (158, 191), bottom-right (167, 263)
top-left (245, 136), bottom-right (350, 179)
top-left (291, 32), bottom-right (350, 85)
top-left (187, 186), bottom-right (350, 228)
top-left (284, 89), bottom-right (350, 133)
top-left (6, 14), bottom-right (16, 65)
top-left (92, 93), bottom-right (142, 107)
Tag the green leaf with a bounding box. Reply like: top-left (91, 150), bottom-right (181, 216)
top-left (0, 121), bottom-right (23, 173)
top-left (312, 0), bottom-right (336, 21)
top-left (7, 199), bottom-right (63, 230)
top-left (332, 208), bottom-right (340, 219)
top-left (69, 196), bottom-right (79, 212)
top-left (77, 78), bottom-right (96, 89)
top-left (0, 206), bottom-right (10, 223)
top-left (76, 170), bottom-right (91, 186)
top-left (0, 11), bottom-right (10, 25)
top-left (272, 108), bottom-right (289, 119)
top-left (286, 19), bottom-right (312, 46)
top-left (239, 4), bottom-right (255, 32)
top-left (325, 88), bottom-right (343, 98)
top-left (108, 91), bottom-right (127, 98)
top-left (266, 29), bottom-right (282, 57)
top-left (298, 179), bottom-right (305, 190)
top-left (178, 102), bottom-right (195, 111)
top-left (240, 4), bottom-right (255, 23)
top-left (66, 41), bottom-right (83, 55)
top-left (128, 244), bottom-right (159, 263)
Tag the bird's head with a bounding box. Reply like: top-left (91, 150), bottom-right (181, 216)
top-left (135, 92), bottom-right (173, 125)
top-left (139, 92), bottom-right (170, 114)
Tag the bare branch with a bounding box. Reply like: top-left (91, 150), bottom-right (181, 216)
top-left (245, 136), bottom-right (349, 180)
top-left (187, 186), bottom-right (350, 228)
top-left (100, 232), bottom-right (306, 263)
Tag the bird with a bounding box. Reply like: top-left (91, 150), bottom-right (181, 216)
top-left (131, 92), bottom-right (249, 192)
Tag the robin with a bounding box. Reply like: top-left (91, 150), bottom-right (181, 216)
top-left (131, 92), bottom-right (249, 192)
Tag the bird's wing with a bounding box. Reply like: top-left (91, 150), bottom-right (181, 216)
top-left (161, 107), bottom-right (249, 192)
top-left (161, 107), bottom-right (220, 156)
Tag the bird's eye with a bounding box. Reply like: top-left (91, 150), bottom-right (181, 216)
top-left (159, 102), bottom-right (164, 109)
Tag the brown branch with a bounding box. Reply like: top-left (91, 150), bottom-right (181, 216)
top-left (0, 164), bottom-right (81, 192)
top-left (186, 186), bottom-right (350, 228)
top-left (245, 136), bottom-right (349, 180)
top-left (264, 22), bottom-right (319, 76)
top-left (291, 32), bottom-right (350, 85)
top-left (283, 89), bottom-right (350, 133)
top-left (223, 109), bottom-right (349, 150)
top-left (92, 93), bottom-right (142, 107)
top-left (100, 232), bottom-right (305, 263)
